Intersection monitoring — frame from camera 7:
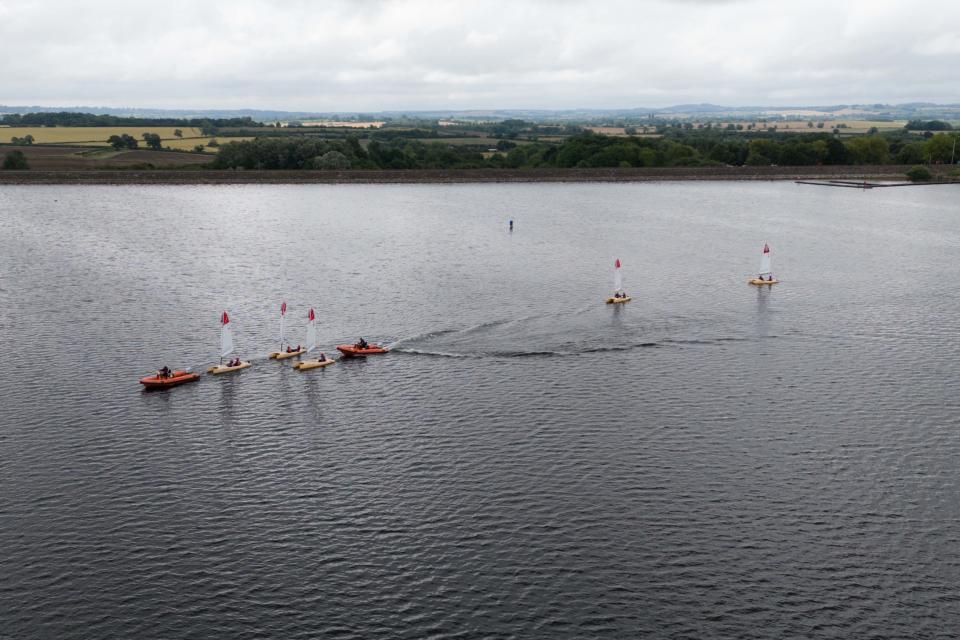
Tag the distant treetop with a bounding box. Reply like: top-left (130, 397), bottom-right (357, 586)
top-left (0, 112), bottom-right (263, 129)
top-left (904, 119), bottom-right (953, 131)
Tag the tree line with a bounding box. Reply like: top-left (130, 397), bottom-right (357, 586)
top-left (211, 131), bottom-right (960, 171)
top-left (904, 120), bottom-right (953, 131)
top-left (0, 112), bottom-right (261, 131)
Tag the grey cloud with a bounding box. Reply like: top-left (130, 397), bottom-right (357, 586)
top-left (0, 0), bottom-right (957, 110)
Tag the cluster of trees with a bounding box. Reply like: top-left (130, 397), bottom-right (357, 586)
top-left (212, 137), bottom-right (488, 170)
top-left (499, 131), bottom-right (958, 168)
top-left (905, 120), bottom-right (953, 131)
top-left (106, 133), bottom-right (164, 150)
top-left (107, 134), bottom-right (139, 150)
top-left (0, 112), bottom-right (260, 130)
top-left (211, 130), bottom-right (960, 171)
top-left (2, 150), bottom-right (29, 169)
top-left (10, 134), bottom-right (34, 145)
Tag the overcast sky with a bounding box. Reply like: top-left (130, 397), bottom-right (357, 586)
top-left (1, 0), bottom-right (958, 111)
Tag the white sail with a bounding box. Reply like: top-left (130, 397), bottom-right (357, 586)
top-left (305, 308), bottom-right (317, 353)
top-left (613, 258), bottom-right (623, 293)
top-left (220, 311), bottom-right (234, 358)
top-left (759, 243), bottom-right (772, 276)
top-left (279, 301), bottom-right (287, 349)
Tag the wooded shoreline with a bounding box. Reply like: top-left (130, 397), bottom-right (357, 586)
top-left (0, 165), bottom-right (957, 185)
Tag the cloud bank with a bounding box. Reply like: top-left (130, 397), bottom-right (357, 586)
top-left (0, 0), bottom-right (957, 110)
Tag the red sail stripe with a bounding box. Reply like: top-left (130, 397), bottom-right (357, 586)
top-left (222, 311), bottom-right (229, 325)
top-left (281, 301), bottom-right (287, 316)
top-left (309, 308), bottom-right (315, 321)
top-left (615, 258), bottom-right (621, 268)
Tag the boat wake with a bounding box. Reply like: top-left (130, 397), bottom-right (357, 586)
top-left (390, 310), bottom-right (768, 359)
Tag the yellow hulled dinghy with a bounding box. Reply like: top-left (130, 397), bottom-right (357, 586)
top-left (605, 259), bottom-right (631, 304)
top-left (290, 308), bottom-right (326, 369)
top-left (208, 361), bottom-right (251, 374)
top-left (294, 358), bottom-right (335, 371)
top-left (270, 347), bottom-right (306, 360)
top-left (209, 311), bottom-right (252, 375)
top-left (748, 243), bottom-right (779, 286)
top-left (267, 301), bottom-right (308, 359)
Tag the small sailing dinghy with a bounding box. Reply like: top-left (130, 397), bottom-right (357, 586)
top-left (748, 243), bottom-right (779, 285)
top-left (208, 311), bottom-right (251, 374)
top-left (605, 258), bottom-right (632, 303)
top-left (294, 308), bottom-right (335, 371)
top-left (269, 301), bottom-right (307, 359)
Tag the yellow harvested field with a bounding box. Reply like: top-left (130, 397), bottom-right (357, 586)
top-left (586, 126), bottom-right (628, 135)
top-left (297, 121), bottom-right (384, 128)
top-left (0, 126), bottom-right (253, 151)
top-left (585, 126), bottom-right (659, 137)
top-left (160, 136), bottom-right (255, 150)
top-left (1, 126), bottom-right (204, 145)
top-left (711, 120), bottom-right (906, 133)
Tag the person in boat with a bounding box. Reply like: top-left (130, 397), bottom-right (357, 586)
top-left (357, 338), bottom-right (369, 349)
top-left (159, 366), bottom-right (171, 378)
top-left (318, 352), bottom-right (326, 362)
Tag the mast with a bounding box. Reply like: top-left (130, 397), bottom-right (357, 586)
top-left (614, 258), bottom-right (623, 294)
top-left (279, 301), bottom-right (287, 350)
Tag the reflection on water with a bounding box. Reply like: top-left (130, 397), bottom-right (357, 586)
top-left (2, 182), bottom-right (960, 639)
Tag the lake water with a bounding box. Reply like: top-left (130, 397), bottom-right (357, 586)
top-left (2, 181), bottom-right (960, 638)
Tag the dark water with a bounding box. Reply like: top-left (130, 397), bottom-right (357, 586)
top-left (2, 182), bottom-right (960, 639)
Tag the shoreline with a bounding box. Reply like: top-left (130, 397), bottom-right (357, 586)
top-left (0, 165), bottom-right (957, 185)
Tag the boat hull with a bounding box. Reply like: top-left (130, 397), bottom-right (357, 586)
top-left (606, 296), bottom-right (632, 304)
top-left (336, 345), bottom-right (389, 357)
top-left (140, 371), bottom-right (200, 389)
top-left (294, 359), bottom-right (335, 371)
top-left (207, 361), bottom-right (251, 375)
top-left (270, 349), bottom-right (307, 360)
top-left (748, 278), bottom-right (779, 285)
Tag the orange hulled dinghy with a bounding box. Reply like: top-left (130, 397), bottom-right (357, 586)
top-left (140, 369), bottom-right (200, 389)
top-left (605, 258), bottom-right (631, 304)
top-left (269, 301), bottom-right (308, 359)
top-left (208, 311), bottom-right (251, 374)
top-left (294, 308), bottom-right (336, 371)
top-left (748, 243), bottom-right (779, 285)
top-left (337, 339), bottom-right (389, 357)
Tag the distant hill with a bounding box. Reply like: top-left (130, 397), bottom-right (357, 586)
top-left (2, 103), bottom-right (959, 124)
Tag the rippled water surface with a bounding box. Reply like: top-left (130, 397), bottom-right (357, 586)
top-left (2, 182), bottom-right (960, 638)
